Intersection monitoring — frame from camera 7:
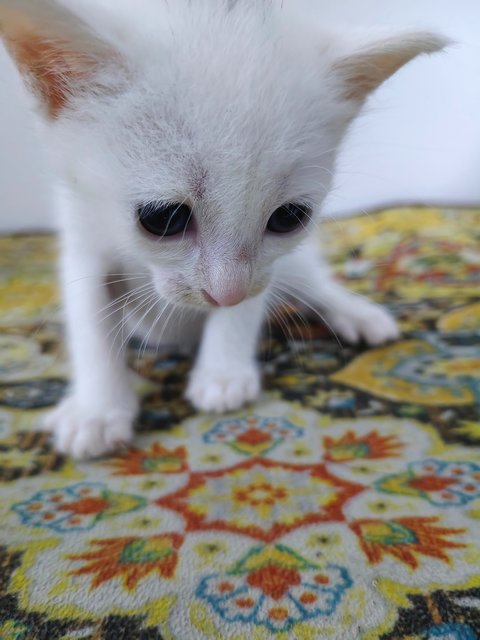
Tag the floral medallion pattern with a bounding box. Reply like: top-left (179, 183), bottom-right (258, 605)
top-left (0, 207), bottom-right (480, 639)
top-left (12, 483), bottom-right (147, 532)
top-left (196, 545), bottom-right (352, 633)
top-left (203, 415), bottom-right (304, 456)
top-left (156, 458), bottom-right (364, 542)
top-left (376, 459), bottom-right (480, 506)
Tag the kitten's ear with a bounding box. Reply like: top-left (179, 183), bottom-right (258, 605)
top-left (0, 0), bottom-right (118, 117)
top-left (333, 32), bottom-right (450, 102)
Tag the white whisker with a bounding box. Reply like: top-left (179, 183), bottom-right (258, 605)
top-left (116, 292), bottom-right (160, 361)
top-left (107, 290), bottom-right (156, 361)
top-left (137, 299), bottom-right (172, 361)
top-left (98, 283), bottom-right (153, 323)
top-left (273, 282), bottom-right (346, 355)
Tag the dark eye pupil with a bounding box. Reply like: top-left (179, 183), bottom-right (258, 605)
top-left (137, 202), bottom-right (192, 237)
top-left (267, 203), bottom-right (310, 234)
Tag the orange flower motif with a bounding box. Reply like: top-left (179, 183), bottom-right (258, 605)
top-left (236, 428), bottom-right (273, 447)
top-left (323, 430), bottom-right (404, 462)
top-left (247, 564), bottom-right (301, 599)
top-left (203, 416), bottom-right (304, 456)
top-left (350, 517), bottom-right (465, 569)
top-left (59, 497), bottom-right (110, 516)
top-left (197, 544), bottom-right (352, 633)
top-left (69, 534), bottom-right (183, 590)
top-left (108, 443), bottom-right (188, 476)
top-left (234, 482), bottom-right (288, 508)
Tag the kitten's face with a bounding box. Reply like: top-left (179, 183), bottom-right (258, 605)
top-left (102, 107), bottom-right (342, 310)
top-left (111, 115), bottom-right (339, 310)
top-left (70, 17), bottom-right (354, 310)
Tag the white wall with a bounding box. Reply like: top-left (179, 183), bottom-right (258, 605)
top-left (0, 0), bottom-right (479, 231)
top-left (304, 0), bottom-right (480, 217)
top-left (0, 43), bottom-right (52, 232)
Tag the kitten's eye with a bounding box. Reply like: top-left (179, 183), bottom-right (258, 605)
top-left (137, 202), bottom-right (192, 237)
top-left (267, 203), bottom-right (311, 234)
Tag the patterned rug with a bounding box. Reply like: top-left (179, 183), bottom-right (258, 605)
top-left (0, 206), bottom-right (479, 640)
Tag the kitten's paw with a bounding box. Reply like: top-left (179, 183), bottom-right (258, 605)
top-left (43, 396), bottom-right (138, 459)
top-left (329, 301), bottom-right (400, 346)
top-left (186, 366), bottom-right (261, 413)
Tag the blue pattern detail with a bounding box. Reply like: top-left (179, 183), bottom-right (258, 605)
top-left (376, 458), bottom-right (480, 507)
top-left (203, 415), bottom-right (303, 454)
top-left (425, 623), bottom-right (477, 639)
top-left (196, 561), bottom-right (352, 633)
top-left (391, 332), bottom-right (480, 405)
top-left (12, 483), bottom-right (107, 532)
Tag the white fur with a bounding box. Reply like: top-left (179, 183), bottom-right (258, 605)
top-left (0, 0), bottom-right (447, 457)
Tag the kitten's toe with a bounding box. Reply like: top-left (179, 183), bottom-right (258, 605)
top-left (43, 397), bottom-right (137, 459)
top-left (186, 367), bottom-right (261, 413)
top-left (360, 307), bottom-right (400, 345)
top-left (330, 302), bottom-right (400, 346)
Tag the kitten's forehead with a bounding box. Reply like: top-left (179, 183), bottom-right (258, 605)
top-left (118, 0), bottom-right (340, 146)
top-left (112, 48), bottom-right (338, 196)
top-left (88, 1), bottom-right (347, 210)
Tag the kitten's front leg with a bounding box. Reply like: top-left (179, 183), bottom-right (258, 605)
top-left (44, 238), bottom-right (139, 459)
top-left (186, 295), bottom-right (266, 413)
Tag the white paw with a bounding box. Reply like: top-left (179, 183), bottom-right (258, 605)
top-left (42, 396), bottom-right (138, 459)
top-left (329, 301), bottom-right (400, 346)
top-left (186, 366), bottom-right (261, 413)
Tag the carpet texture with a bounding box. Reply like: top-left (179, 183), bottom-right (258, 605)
top-left (0, 206), bottom-right (479, 640)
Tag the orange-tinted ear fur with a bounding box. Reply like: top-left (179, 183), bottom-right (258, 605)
top-left (0, 2), bottom-right (110, 117)
top-left (334, 32), bottom-right (450, 102)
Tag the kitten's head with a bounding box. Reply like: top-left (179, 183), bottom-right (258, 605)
top-left (0, 0), bottom-right (448, 308)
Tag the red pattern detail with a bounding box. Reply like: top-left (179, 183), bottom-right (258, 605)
top-left (234, 483), bottom-right (287, 507)
top-left (59, 497), bottom-right (109, 516)
top-left (350, 517), bottom-right (466, 569)
top-left (235, 597), bottom-right (256, 608)
top-left (69, 533), bottom-right (183, 590)
top-left (300, 592), bottom-right (318, 605)
top-left (409, 476), bottom-right (456, 493)
top-left (156, 458), bottom-right (363, 543)
top-left (323, 430), bottom-right (404, 462)
top-left (247, 564), bottom-right (301, 599)
top-left (375, 238), bottom-right (476, 291)
top-left (269, 607), bottom-right (289, 621)
top-left (218, 581), bottom-right (235, 594)
top-left (236, 428), bottom-right (272, 446)
top-left (108, 443), bottom-right (188, 476)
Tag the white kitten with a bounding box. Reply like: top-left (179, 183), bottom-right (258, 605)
top-left (0, 0), bottom-right (447, 458)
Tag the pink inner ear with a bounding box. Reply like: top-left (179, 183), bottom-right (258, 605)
top-left (14, 35), bottom-right (81, 117)
top-left (0, 8), bottom-right (97, 118)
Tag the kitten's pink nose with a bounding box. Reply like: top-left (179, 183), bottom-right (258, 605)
top-left (202, 288), bottom-right (247, 307)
